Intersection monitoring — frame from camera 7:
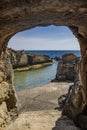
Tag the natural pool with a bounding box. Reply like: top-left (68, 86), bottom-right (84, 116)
top-left (14, 61), bottom-right (58, 91)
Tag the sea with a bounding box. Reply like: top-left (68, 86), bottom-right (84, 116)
top-left (14, 50), bottom-right (81, 91)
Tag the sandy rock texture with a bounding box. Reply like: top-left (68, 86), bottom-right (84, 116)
top-left (7, 110), bottom-right (61, 130)
top-left (56, 53), bottom-right (80, 82)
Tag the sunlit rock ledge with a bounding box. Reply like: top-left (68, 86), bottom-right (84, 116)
top-left (14, 62), bottom-right (53, 72)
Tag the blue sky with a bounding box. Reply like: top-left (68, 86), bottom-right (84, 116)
top-left (8, 25), bottom-right (80, 50)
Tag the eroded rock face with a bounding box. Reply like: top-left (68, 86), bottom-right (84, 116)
top-left (56, 53), bottom-right (80, 82)
top-left (0, 51), bottom-right (18, 129)
top-left (8, 48), bottom-right (52, 69)
top-left (27, 53), bottom-right (52, 65)
top-left (8, 49), bottom-right (28, 69)
top-left (0, 0), bottom-right (87, 129)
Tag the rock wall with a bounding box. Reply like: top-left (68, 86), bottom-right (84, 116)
top-left (56, 53), bottom-right (80, 82)
top-left (8, 48), bottom-right (52, 69)
top-left (8, 49), bottom-right (28, 69)
top-left (0, 50), bottom-right (18, 130)
top-left (0, 0), bottom-right (87, 129)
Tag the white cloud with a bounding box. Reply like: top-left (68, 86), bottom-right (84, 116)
top-left (8, 36), bottom-right (80, 50)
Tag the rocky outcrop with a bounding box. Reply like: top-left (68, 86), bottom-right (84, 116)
top-left (58, 81), bottom-right (84, 120)
top-left (0, 51), bottom-right (18, 130)
top-left (8, 49), bottom-right (28, 69)
top-left (53, 57), bottom-right (61, 61)
top-left (27, 54), bottom-right (52, 65)
top-left (8, 48), bottom-right (52, 70)
top-left (56, 53), bottom-right (80, 82)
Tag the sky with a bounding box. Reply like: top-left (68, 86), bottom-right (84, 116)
top-left (8, 25), bottom-right (80, 50)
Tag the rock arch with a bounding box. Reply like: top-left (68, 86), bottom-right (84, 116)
top-left (0, 0), bottom-right (87, 129)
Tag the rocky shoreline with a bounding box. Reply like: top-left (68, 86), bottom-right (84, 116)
top-left (14, 62), bottom-right (53, 72)
top-left (7, 48), bottom-right (53, 71)
top-left (52, 53), bottom-right (80, 82)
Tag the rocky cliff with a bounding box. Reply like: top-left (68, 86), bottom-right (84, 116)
top-left (55, 53), bottom-right (80, 82)
top-left (8, 48), bottom-right (52, 70)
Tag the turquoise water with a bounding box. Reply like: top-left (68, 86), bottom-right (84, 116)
top-left (14, 50), bottom-right (80, 91)
top-left (14, 61), bottom-right (58, 91)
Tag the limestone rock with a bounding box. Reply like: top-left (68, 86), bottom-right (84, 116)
top-left (62, 53), bottom-right (77, 63)
top-left (0, 53), bottom-right (18, 130)
top-left (0, 82), bottom-right (9, 103)
top-left (8, 49), bottom-right (28, 68)
top-left (8, 48), bottom-right (52, 69)
top-left (0, 102), bottom-right (10, 129)
top-left (7, 110), bottom-right (61, 130)
top-left (56, 53), bottom-right (79, 82)
top-left (0, 72), bottom-right (5, 83)
top-left (62, 82), bottom-right (85, 120)
top-left (27, 53), bottom-right (52, 65)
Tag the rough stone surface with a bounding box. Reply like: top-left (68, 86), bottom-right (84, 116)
top-left (56, 53), bottom-right (80, 82)
top-left (0, 0), bottom-right (87, 129)
top-left (7, 110), bottom-right (61, 130)
top-left (0, 102), bottom-right (10, 129)
top-left (0, 82), bottom-right (9, 103)
top-left (0, 72), bottom-right (5, 83)
top-left (0, 52), bottom-right (18, 130)
top-left (58, 81), bottom-right (85, 121)
top-left (8, 48), bottom-right (52, 69)
top-left (27, 53), bottom-right (52, 65)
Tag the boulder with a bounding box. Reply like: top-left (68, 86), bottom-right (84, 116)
top-left (56, 53), bottom-right (79, 82)
top-left (27, 53), bottom-right (52, 65)
top-left (54, 56), bottom-right (61, 61)
top-left (62, 53), bottom-right (77, 63)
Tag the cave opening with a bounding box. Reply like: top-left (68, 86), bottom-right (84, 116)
top-left (7, 25), bottom-right (81, 113)
top-left (0, 1), bottom-right (87, 129)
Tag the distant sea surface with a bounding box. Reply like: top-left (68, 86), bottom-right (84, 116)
top-left (25, 50), bottom-right (81, 58)
top-left (14, 50), bottom-right (80, 91)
